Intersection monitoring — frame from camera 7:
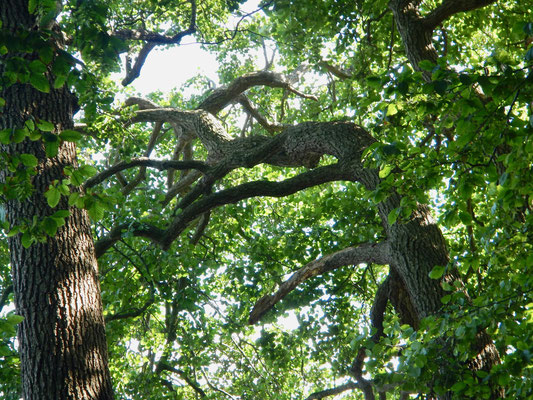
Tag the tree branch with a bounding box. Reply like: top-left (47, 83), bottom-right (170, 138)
top-left (163, 164), bottom-right (352, 250)
top-left (423, 0), bottom-right (497, 31)
top-left (237, 95), bottom-right (286, 133)
top-left (318, 61), bottom-right (353, 79)
top-left (249, 241), bottom-right (392, 324)
top-left (370, 273), bottom-right (391, 341)
top-left (105, 288), bottom-right (155, 322)
top-left (122, 42), bottom-right (156, 86)
top-left (198, 70), bottom-right (318, 115)
top-left (113, 0), bottom-right (197, 44)
top-left (304, 382), bottom-right (361, 400)
top-left (94, 120), bottom-right (379, 258)
top-left (95, 222), bottom-right (167, 258)
top-left (157, 362), bottom-right (206, 398)
top-left (83, 157), bottom-right (209, 190)
top-left (94, 164), bottom-right (351, 257)
top-left (350, 348), bottom-right (376, 400)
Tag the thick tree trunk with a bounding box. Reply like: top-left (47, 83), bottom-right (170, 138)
top-left (0, 1), bottom-right (114, 399)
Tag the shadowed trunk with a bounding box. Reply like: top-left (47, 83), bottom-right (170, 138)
top-left (0, 1), bottom-right (114, 398)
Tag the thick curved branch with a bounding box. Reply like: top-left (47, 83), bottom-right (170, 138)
top-left (94, 164), bottom-right (350, 257)
top-left (163, 164), bottom-right (352, 249)
top-left (122, 42), bottom-right (156, 86)
top-left (423, 0), bottom-right (497, 31)
top-left (304, 382), bottom-right (361, 400)
top-left (389, 0), bottom-right (436, 76)
top-left (249, 241), bottom-right (392, 324)
top-left (198, 70), bottom-right (318, 115)
top-left (83, 158), bottom-right (209, 190)
top-left (370, 274), bottom-right (391, 341)
top-left (95, 120), bottom-right (378, 257)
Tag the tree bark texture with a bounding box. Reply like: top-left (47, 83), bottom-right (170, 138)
top-left (0, 1), bottom-right (114, 399)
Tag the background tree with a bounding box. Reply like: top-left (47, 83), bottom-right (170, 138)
top-left (1, 0), bottom-right (532, 400)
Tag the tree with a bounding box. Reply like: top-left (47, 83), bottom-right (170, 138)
top-left (0, 0), bottom-right (531, 399)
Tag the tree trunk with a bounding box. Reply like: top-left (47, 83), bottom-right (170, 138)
top-left (0, 1), bottom-right (114, 399)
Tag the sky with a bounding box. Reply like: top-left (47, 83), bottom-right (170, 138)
top-left (125, 0), bottom-right (262, 96)
top-left (127, 44), bottom-right (219, 96)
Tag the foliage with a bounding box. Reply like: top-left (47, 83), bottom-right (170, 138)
top-left (1, 0), bottom-right (533, 399)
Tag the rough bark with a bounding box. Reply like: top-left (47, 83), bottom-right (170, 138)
top-left (388, 1), bottom-right (503, 398)
top-left (0, 1), bottom-right (114, 399)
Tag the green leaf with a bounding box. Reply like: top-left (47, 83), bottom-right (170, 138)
top-left (53, 74), bottom-right (67, 89)
top-left (29, 60), bottom-right (47, 74)
top-left (28, 0), bottom-right (38, 13)
top-left (30, 73), bottom-right (50, 93)
top-left (52, 210), bottom-right (70, 218)
top-left (455, 326), bottom-right (466, 338)
top-left (386, 104), bottom-right (398, 116)
top-left (429, 265), bottom-right (446, 279)
top-left (29, 130), bottom-right (42, 140)
top-left (87, 203), bottom-right (104, 221)
top-left (397, 80), bottom-right (409, 95)
top-left (441, 294), bottom-right (451, 304)
top-left (25, 119), bottom-right (35, 130)
top-left (6, 314), bottom-right (24, 325)
top-left (379, 164), bottom-right (393, 178)
top-left (382, 142), bottom-right (401, 156)
top-left (45, 187), bottom-right (61, 208)
top-left (68, 192), bottom-right (81, 206)
top-left (388, 207), bottom-right (400, 225)
top-left (0, 128), bottom-right (11, 144)
top-left (12, 128), bottom-right (27, 143)
top-left (37, 120), bottom-right (55, 132)
top-left (59, 129), bottom-right (82, 142)
top-left (20, 153), bottom-right (38, 168)
top-left (42, 216), bottom-right (58, 236)
top-left (419, 60), bottom-right (435, 71)
top-left (451, 382), bottom-right (466, 392)
top-left (21, 231), bottom-right (33, 248)
top-left (366, 76), bottom-right (382, 88)
top-left (459, 211), bottom-right (472, 225)
top-left (45, 140), bottom-right (59, 158)
top-left (78, 165), bottom-right (97, 177)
